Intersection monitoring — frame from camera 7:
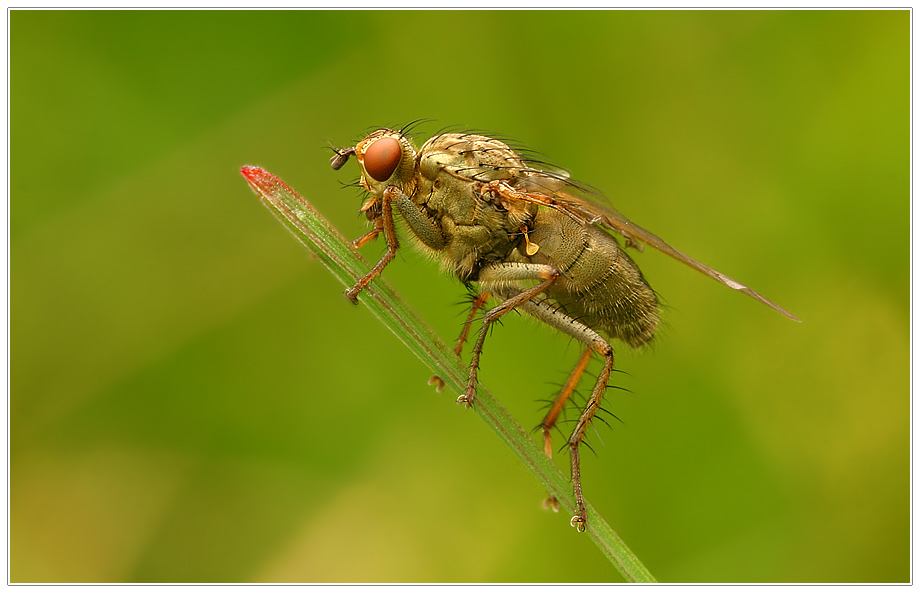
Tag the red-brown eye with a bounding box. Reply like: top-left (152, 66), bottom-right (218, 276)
top-left (364, 137), bottom-right (402, 182)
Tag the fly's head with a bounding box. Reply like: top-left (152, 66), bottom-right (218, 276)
top-left (331, 129), bottom-right (420, 223)
top-left (334, 129), bottom-right (419, 195)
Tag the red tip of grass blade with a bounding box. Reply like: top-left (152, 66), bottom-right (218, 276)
top-left (241, 166), bottom-right (294, 199)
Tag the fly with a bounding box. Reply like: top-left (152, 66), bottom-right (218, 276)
top-left (330, 124), bottom-right (799, 532)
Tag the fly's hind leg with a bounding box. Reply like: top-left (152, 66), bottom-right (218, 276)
top-left (540, 347), bottom-right (593, 513)
top-left (541, 347), bottom-right (593, 458)
top-left (513, 297), bottom-right (615, 533)
top-left (459, 263), bottom-right (561, 407)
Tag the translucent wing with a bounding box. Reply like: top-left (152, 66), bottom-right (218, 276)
top-left (508, 172), bottom-right (800, 322)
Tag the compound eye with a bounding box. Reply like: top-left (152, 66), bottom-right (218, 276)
top-left (363, 137), bottom-right (402, 182)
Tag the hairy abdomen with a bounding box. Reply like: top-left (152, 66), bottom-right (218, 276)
top-left (525, 208), bottom-right (660, 348)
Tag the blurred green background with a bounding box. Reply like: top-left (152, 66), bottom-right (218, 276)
top-left (11, 9), bottom-right (907, 583)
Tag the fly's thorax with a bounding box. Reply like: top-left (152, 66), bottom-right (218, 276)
top-left (400, 134), bottom-right (538, 282)
top-left (418, 133), bottom-right (527, 184)
top-left (412, 133), bottom-right (532, 229)
top-left (354, 129), bottom-right (419, 197)
top-left (415, 170), bottom-right (537, 282)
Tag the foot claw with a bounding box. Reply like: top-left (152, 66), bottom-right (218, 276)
top-left (570, 515), bottom-right (587, 532)
top-left (456, 393), bottom-right (474, 408)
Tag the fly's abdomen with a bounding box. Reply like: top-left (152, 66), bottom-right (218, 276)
top-left (527, 209), bottom-right (660, 348)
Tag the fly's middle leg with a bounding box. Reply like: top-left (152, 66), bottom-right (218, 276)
top-left (460, 263), bottom-right (561, 407)
top-left (453, 291), bottom-right (492, 357)
top-left (428, 291), bottom-right (492, 393)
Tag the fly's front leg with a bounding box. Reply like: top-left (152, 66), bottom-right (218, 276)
top-left (460, 263), bottom-right (561, 407)
top-left (346, 186), bottom-right (445, 303)
top-left (513, 297), bottom-right (616, 533)
top-left (352, 217), bottom-right (383, 249)
top-left (346, 187), bottom-right (400, 303)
